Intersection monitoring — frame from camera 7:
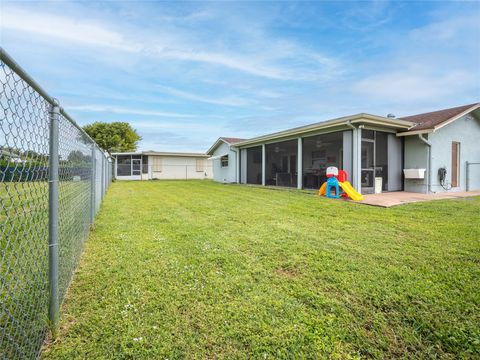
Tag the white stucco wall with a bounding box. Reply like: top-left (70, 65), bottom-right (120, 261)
top-left (240, 148), bottom-right (247, 184)
top-left (403, 136), bottom-right (429, 193)
top-left (211, 142), bottom-right (238, 183)
top-left (404, 113), bottom-right (480, 193)
top-left (429, 114), bottom-right (480, 192)
top-left (149, 155), bottom-right (212, 180)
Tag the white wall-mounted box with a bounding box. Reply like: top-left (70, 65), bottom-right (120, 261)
top-left (403, 168), bottom-right (426, 179)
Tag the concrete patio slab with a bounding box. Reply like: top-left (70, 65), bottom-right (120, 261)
top-left (358, 191), bottom-right (480, 207)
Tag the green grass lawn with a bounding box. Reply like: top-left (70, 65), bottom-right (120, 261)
top-left (42, 181), bottom-right (480, 359)
top-left (1, 180), bottom-right (93, 358)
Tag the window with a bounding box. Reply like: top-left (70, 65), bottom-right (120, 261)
top-left (142, 155), bottom-right (149, 174)
top-left (221, 155), bottom-right (229, 167)
top-left (152, 156), bottom-right (162, 172)
top-left (196, 158), bottom-right (205, 172)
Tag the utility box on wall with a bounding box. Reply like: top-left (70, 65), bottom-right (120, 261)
top-left (403, 168), bottom-right (426, 179)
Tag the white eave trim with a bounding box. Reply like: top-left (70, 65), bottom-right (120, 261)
top-left (233, 113), bottom-right (414, 147)
top-left (208, 153), bottom-right (229, 160)
top-left (396, 129), bottom-right (434, 136)
top-left (206, 138), bottom-right (229, 155)
top-left (112, 151), bottom-right (209, 158)
top-left (144, 153), bottom-right (209, 158)
top-left (111, 152), bottom-right (142, 156)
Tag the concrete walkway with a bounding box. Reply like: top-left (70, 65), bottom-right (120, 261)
top-left (358, 190), bottom-right (480, 207)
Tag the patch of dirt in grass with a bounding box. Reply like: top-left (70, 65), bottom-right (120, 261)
top-left (42, 311), bottom-right (77, 352)
top-left (275, 267), bottom-right (300, 279)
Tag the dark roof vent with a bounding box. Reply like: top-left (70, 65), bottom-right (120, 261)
top-left (387, 113), bottom-right (396, 118)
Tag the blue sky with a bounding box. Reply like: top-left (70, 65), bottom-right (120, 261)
top-left (1, 1), bottom-right (479, 152)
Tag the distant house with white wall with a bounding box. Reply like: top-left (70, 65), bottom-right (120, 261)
top-left (207, 103), bottom-right (480, 194)
top-left (112, 151), bottom-right (212, 181)
top-left (206, 138), bottom-right (245, 183)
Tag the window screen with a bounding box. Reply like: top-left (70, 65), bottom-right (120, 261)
top-left (116, 155), bottom-right (131, 176)
top-left (221, 155), bottom-right (229, 167)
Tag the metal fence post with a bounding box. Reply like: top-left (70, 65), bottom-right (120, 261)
top-left (104, 156), bottom-right (107, 191)
top-left (48, 99), bottom-right (60, 334)
top-left (466, 161), bottom-right (469, 192)
top-left (100, 152), bottom-right (105, 199)
top-left (90, 145), bottom-right (96, 223)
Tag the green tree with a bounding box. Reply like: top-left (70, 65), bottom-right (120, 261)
top-left (83, 122), bottom-right (141, 153)
top-left (67, 150), bottom-right (89, 165)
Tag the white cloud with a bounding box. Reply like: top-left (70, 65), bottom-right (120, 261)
top-left (155, 49), bottom-right (291, 80)
top-left (131, 120), bottom-right (221, 132)
top-left (339, 0), bottom-right (393, 31)
top-left (409, 12), bottom-right (480, 42)
top-left (1, 4), bottom-right (340, 81)
top-left (351, 69), bottom-right (474, 102)
top-left (1, 7), bottom-right (140, 52)
top-left (156, 85), bottom-right (251, 107)
top-left (350, 7), bottom-right (480, 107)
top-left (67, 105), bottom-right (196, 118)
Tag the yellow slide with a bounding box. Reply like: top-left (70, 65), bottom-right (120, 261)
top-left (318, 182), bottom-right (326, 196)
top-left (339, 181), bottom-right (364, 201)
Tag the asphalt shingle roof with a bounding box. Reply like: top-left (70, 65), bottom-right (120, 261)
top-left (220, 137), bottom-right (246, 144)
top-left (400, 103), bottom-right (479, 131)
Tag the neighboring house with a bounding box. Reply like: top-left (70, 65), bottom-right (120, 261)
top-left (112, 151), bottom-right (212, 181)
top-left (0, 149), bottom-right (25, 163)
top-left (206, 138), bottom-right (245, 183)
top-left (207, 103), bottom-right (480, 194)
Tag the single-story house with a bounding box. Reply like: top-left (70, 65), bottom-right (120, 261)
top-left (207, 103), bottom-right (480, 194)
top-left (206, 138), bottom-right (246, 183)
top-left (112, 151), bottom-right (212, 181)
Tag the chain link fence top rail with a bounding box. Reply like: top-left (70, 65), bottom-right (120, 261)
top-left (1, 48), bottom-right (112, 359)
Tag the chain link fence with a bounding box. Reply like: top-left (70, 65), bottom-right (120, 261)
top-left (0, 48), bottom-right (112, 359)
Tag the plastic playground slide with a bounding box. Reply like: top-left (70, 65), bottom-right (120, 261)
top-left (318, 167), bottom-right (364, 201)
top-left (318, 180), bottom-right (364, 201)
top-left (319, 182), bottom-right (326, 196)
top-left (338, 181), bottom-right (363, 201)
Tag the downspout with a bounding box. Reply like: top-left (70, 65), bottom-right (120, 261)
top-left (230, 145), bottom-right (239, 183)
top-left (418, 134), bottom-right (431, 193)
top-left (346, 121), bottom-right (359, 191)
